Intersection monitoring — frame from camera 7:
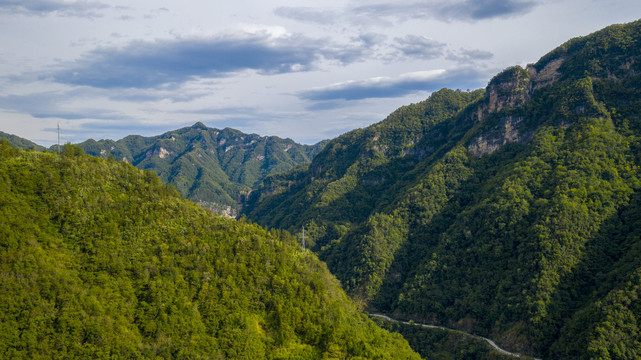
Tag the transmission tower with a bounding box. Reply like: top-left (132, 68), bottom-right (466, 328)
top-left (300, 227), bottom-right (306, 251)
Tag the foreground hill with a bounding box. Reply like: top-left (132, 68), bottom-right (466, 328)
top-left (243, 20), bottom-right (641, 358)
top-left (75, 122), bottom-right (327, 215)
top-left (0, 141), bottom-right (419, 359)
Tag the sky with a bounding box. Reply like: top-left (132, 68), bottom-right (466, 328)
top-left (0, 0), bottom-right (639, 146)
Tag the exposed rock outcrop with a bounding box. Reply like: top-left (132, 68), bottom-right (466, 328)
top-left (483, 66), bottom-right (531, 116)
top-left (467, 115), bottom-right (528, 157)
top-left (528, 57), bottom-right (564, 90)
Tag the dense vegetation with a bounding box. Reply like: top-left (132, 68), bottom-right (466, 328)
top-left (243, 19), bottom-right (641, 359)
top-left (244, 88), bottom-right (485, 245)
top-left (0, 141), bottom-right (419, 359)
top-left (74, 122), bottom-right (326, 215)
top-left (370, 318), bottom-right (517, 360)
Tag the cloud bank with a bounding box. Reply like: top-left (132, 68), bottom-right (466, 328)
top-left (49, 33), bottom-right (369, 89)
top-left (0, 0), bottom-right (109, 17)
top-left (0, 90), bottom-right (130, 121)
top-left (298, 68), bottom-right (489, 102)
top-left (276, 0), bottom-right (539, 24)
top-left (393, 35), bottom-right (447, 59)
top-left (273, 6), bottom-right (340, 24)
top-left (437, 0), bottom-right (537, 21)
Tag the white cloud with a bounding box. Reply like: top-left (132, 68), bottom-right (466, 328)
top-left (298, 68), bottom-right (487, 102)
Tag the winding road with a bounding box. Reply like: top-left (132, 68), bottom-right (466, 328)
top-left (368, 313), bottom-right (542, 360)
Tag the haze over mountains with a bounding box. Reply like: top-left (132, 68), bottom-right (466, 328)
top-left (2, 18), bottom-right (641, 359)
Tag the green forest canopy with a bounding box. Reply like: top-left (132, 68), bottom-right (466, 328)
top-left (0, 141), bottom-right (419, 360)
top-left (242, 19), bottom-right (641, 359)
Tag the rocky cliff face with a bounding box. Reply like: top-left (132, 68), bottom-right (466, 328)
top-left (465, 66), bottom-right (532, 157)
top-left (467, 115), bottom-right (527, 157)
top-left (485, 66), bottom-right (532, 114)
top-left (528, 57), bottom-right (564, 89)
top-left (466, 58), bottom-right (567, 157)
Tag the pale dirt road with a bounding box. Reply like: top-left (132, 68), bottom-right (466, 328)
top-left (369, 313), bottom-right (542, 360)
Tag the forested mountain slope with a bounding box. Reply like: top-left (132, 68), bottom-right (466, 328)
top-left (0, 131), bottom-right (45, 151)
top-left (243, 19), bottom-right (641, 359)
top-left (0, 141), bottom-right (419, 359)
top-left (76, 122), bottom-right (327, 215)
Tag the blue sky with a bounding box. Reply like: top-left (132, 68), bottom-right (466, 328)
top-left (0, 0), bottom-right (639, 146)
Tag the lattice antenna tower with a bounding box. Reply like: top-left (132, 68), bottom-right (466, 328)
top-left (300, 227), bottom-right (306, 251)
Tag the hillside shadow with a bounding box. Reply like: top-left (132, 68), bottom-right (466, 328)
top-left (534, 188), bottom-right (641, 357)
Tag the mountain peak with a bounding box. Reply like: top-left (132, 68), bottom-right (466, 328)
top-left (75, 124), bottom-right (327, 215)
top-left (192, 121), bottom-right (208, 130)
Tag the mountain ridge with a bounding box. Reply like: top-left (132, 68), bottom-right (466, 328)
top-left (243, 19), bottom-right (641, 359)
top-left (0, 130), bottom-right (46, 152)
top-left (79, 123), bottom-right (327, 215)
top-left (0, 124), bottom-right (327, 216)
top-left (9, 123), bottom-right (326, 215)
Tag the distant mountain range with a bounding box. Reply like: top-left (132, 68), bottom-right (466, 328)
top-left (1, 123), bottom-right (327, 216)
top-left (76, 123), bottom-right (328, 215)
top-left (243, 19), bottom-right (641, 359)
top-left (0, 130), bottom-right (45, 151)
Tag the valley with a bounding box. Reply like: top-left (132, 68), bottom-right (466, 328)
top-left (2, 18), bottom-right (641, 360)
top-left (369, 314), bottom-right (541, 360)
